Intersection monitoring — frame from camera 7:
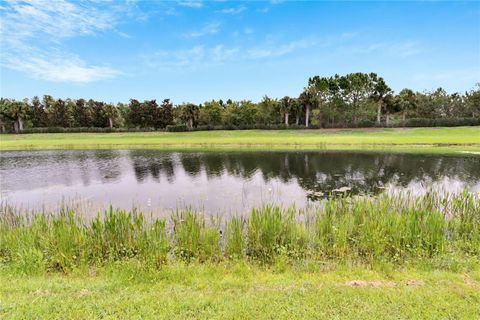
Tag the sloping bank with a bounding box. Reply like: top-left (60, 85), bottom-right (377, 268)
top-left (0, 192), bottom-right (479, 319)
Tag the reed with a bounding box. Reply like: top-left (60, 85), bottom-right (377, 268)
top-left (0, 192), bottom-right (478, 274)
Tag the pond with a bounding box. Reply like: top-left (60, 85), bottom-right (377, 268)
top-left (1, 150), bottom-right (479, 214)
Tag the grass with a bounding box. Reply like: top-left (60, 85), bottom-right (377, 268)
top-left (1, 192), bottom-right (479, 272)
top-left (1, 192), bottom-right (479, 319)
top-left (1, 262), bottom-right (479, 319)
top-left (1, 126), bottom-right (479, 153)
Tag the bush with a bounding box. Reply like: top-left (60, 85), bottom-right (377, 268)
top-left (4, 117), bottom-right (479, 134)
top-left (166, 124), bottom-right (188, 132)
top-left (20, 127), bottom-right (157, 134)
top-left (398, 117), bottom-right (480, 128)
top-left (356, 119), bottom-right (376, 128)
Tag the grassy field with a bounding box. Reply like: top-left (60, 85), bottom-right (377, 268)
top-left (1, 126), bottom-right (479, 152)
top-left (1, 262), bottom-right (479, 319)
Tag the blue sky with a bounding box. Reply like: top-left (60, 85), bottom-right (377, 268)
top-left (1, 0), bottom-right (479, 104)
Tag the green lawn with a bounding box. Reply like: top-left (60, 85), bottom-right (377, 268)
top-left (1, 127), bottom-right (479, 152)
top-left (1, 262), bottom-right (479, 319)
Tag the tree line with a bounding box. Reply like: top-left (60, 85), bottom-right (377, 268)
top-left (1, 72), bottom-right (479, 133)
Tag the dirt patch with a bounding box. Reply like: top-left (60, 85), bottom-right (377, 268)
top-left (463, 275), bottom-right (478, 288)
top-left (405, 279), bottom-right (424, 286)
top-left (88, 267), bottom-right (97, 277)
top-left (32, 289), bottom-right (50, 297)
top-left (77, 288), bottom-right (91, 298)
top-left (346, 280), bottom-right (396, 288)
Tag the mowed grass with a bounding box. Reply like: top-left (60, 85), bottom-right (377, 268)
top-left (1, 127), bottom-right (479, 152)
top-left (1, 262), bottom-right (479, 319)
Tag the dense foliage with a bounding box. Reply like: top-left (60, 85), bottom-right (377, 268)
top-left (1, 73), bottom-right (479, 133)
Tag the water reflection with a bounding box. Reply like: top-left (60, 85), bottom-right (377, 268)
top-left (1, 150), bottom-right (479, 213)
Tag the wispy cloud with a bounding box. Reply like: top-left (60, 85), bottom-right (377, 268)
top-left (217, 6), bottom-right (246, 14)
top-left (143, 45), bottom-right (240, 70)
top-left (351, 41), bottom-right (424, 58)
top-left (184, 22), bottom-right (220, 38)
top-left (0, 0), bottom-right (129, 83)
top-left (142, 37), bottom-right (321, 71)
top-left (246, 38), bottom-right (319, 59)
top-left (413, 68), bottom-right (480, 85)
top-left (4, 49), bottom-right (119, 83)
top-left (177, 0), bottom-right (203, 8)
top-left (1, 0), bottom-right (116, 40)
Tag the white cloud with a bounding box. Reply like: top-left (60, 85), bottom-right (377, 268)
top-left (352, 41), bottom-right (424, 58)
top-left (143, 45), bottom-right (240, 70)
top-left (177, 0), bottom-right (203, 8)
top-left (218, 6), bottom-right (246, 14)
top-left (143, 37), bottom-right (319, 71)
top-left (4, 49), bottom-right (119, 83)
top-left (184, 22), bottom-right (220, 38)
top-left (246, 38), bottom-right (318, 59)
top-left (0, 0), bottom-right (127, 83)
top-left (1, 0), bottom-right (115, 40)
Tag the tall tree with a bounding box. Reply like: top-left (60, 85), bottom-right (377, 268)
top-left (73, 98), bottom-right (93, 127)
top-left (29, 96), bottom-right (48, 127)
top-left (157, 99), bottom-right (174, 128)
top-left (280, 96), bottom-right (294, 126)
top-left (308, 76), bottom-right (330, 127)
top-left (179, 103), bottom-right (198, 129)
top-left (370, 73), bottom-right (392, 125)
top-left (298, 90), bottom-right (314, 127)
top-left (465, 84), bottom-right (480, 118)
top-left (397, 89), bottom-right (417, 122)
top-left (104, 103), bottom-right (117, 128)
top-left (339, 73), bottom-right (373, 125)
top-left (127, 99), bottom-right (143, 128)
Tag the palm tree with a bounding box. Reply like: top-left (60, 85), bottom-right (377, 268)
top-left (298, 90), bottom-right (314, 127)
top-left (280, 96), bottom-right (293, 126)
top-left (0, 98), bottom-right (28, 133)
top-left (370, 73), bottom-right (392, 125)
top-left (397, 89), bottom-right (416, 124)
top-left (291, 98), bottom-right (301, 125)
top-left (180, 103), bottom-right (198, 129)
top-left (104, 103), bottom-right (117, 128)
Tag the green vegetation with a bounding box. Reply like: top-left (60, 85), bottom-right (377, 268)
top-left (1, 126), bottom-right (479, 152)
top-left (1, 193), bottom-right (478, 272)
top-left (1, 262), bottom-right (479, 319)
top-left (1, 73), bottom-right (479, 133)
top-left (1, 192), bottom-right (479, 319)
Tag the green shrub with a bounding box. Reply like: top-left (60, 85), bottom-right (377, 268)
top-left (166, 124), bottom-right (188, 132)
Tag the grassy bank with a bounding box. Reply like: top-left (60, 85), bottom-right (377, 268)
top-left (1, 262), bottom-right (479, 319)
top-left (1, 193), bottom-right (479, 319)
top-left (1, 193), bottom-right (479, 273)
top-left (1, 127), bottom-right (479, 152)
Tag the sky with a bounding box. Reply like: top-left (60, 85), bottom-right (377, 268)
top-left (0, 0), bottom-right (479, 104)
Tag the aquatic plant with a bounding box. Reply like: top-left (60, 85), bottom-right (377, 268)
top-left (0, 192), bottom-right (478, 273)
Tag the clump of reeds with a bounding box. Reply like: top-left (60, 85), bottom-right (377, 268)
top-left (0, 191), bottom-right (478, 273)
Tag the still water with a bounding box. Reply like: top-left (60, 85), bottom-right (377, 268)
top-left (1, 150), bottom-right (479, 214)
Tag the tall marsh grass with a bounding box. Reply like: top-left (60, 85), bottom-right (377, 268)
top-left (0, 192), bottom-right (478, 273)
